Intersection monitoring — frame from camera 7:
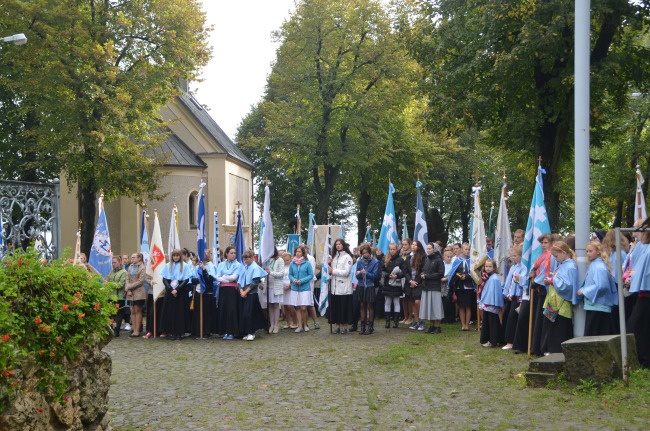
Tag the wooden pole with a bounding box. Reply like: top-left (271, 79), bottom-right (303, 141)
top-left (200, 287), bottom-right (203, 339)
top-left (527, 287), bottom-right (534, 356)
top-left (153, 296), bottom-right (157, 339)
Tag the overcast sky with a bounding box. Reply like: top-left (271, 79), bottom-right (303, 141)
top-left (193, 1), bottom-right (296, 139)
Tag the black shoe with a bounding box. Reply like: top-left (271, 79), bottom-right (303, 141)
top-left (359, 321), bottom-right (366, 335)
top-left (350, 324), bottom-right (358, 333)
top-left (365, 322), bottom-right (374, 335)
top-left (427, 326), bottom-right (435, 334)
top-left (385, 313), bottom-right (391, 329)
top-left (393, 314), bottom-right (399, 328)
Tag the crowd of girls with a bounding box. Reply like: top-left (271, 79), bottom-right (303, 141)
top-left (105, 217), bottom-right (649, 369)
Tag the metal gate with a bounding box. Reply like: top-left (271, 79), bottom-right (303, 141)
top-left (0, 179), bottom-right (60, 260)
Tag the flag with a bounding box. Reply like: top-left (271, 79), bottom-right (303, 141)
top-left (493, 184), bottom-right (512, 283)
top-left (635, 166), bottom-right (647, 222)
top-left (522, 166), bottom-right (552, 271)
top-left (167, 205), bottom-right (181, 257)
top-left (148, 211), bottom-right (166, 299)
top-left (469, 186), bottom-right (487, 284)
top-left (372, 230), bottom-right (377, 247)
top-left (487, 201), bottom-right (496, 241)
top-left (234, 209), bottom-right (245, 263)
top-left (378, 182), bottom-right (400, 254)
top-left (140, 210), bottom-right (150, 266)
top-left (287, 234), bottom-right (300, 255)
top-left (196, 183), bottom-right (207, 261)
top-left (73, 229), bottom-right (81, 263)
top-left (260, 185), bottom-right (275, 265)
top-left (340, 221), bottom-right (346, 238)
top-left (318, 225), bottom-right (332, 316)
top-left (89, 196), bottom-right (112, 278)
top-left (212, 212), bottom-right (221, 266)
top-left (401, 212), bottom-right (408, 241)
top-left (364, 225), bottom-right (372, 244)
top-left (413, 180), bottom-right (428, 246)
top-left (294, 207), bottom-right (301, 235)
top-left (306, 210), bottom-right (316, 255)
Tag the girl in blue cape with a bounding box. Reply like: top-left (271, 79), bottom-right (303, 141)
top-left (191, 249), bottom-right (217, 339)
top-left (216, 246), bottom-right (243, 340)
top-left (238, 250), bottom-right (268, 341)
top-left (626, 219), bottom-right (650, 368)
top-left (578, 241), bottom-right (618, 336)
top-left (502, 245), bottom-right (529, 350)
top-left (541, 241), bottom-right (579, 353)
top-left (478, 259), bottom-right (504, 347)
top-left (160, 249), bottom-right (194, 340)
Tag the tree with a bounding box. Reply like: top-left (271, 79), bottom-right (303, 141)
top-left (238, 0), bottom-right (420, 227)
top-left (398, 0), bottom-right (650, 229)
top-left (0, 0), bottom-right (211, 254)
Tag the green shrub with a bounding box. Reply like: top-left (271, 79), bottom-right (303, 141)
top-left (0, 251), bottom-right (116, 412)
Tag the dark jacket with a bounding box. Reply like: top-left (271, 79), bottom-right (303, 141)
top-left (356, 257), bottom-right (379, 287)
top-left (382, 253), bottom-right (405, 297)
top-left (404, 254), bottom-right (425, 288)
top-left (421, 251), bottom-right (445, 292)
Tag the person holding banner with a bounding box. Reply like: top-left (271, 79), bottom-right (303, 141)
top-left (238, 251), bottom-right (268, 341)
top-left (382, 243), bottom-right (404, 329)
top-left (528, 234), bottom-right (558, 356)
top-left (450, 243), bottom-right (475, 331)
top-left (106, 256), bottom-right (127, 337)
top-left (406, 241), bottom-right (426, 331)
top-left (328, 239), bottom-right (354, 334)
top-left (289, 246), bottom-right (314, 333)
top-left (160, 249), bottom-right (193, 340)
top-left (216, 246), bottom-right (243, 340)
top-left (125, 253), bottom-right (146, 338)
top-left (501, 245), bottom-right (528, 350)
top-left (191, 249), bottom-right (217, 339)
top-left (399, 239), bottom-right (413, 324)
top-left (626, 217), bottom-right (650, 368)
top-left (265, 247), bottom-right (285, 334)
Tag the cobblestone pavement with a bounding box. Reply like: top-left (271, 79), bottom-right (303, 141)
top-left (106, 319), bottom-right (648, 430)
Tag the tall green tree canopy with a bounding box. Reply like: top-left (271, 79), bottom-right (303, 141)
top-left (398, 0), bottom-right (650, 230)
top-left (0, 0), bottom-right (211, 253)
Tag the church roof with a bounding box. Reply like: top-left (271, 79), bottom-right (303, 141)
top-left (177, 93), bottom-right (253, 168)
top-left (147, 132), bottom-right (207, 168)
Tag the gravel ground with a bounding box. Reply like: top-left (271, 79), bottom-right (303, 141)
top-left (105, 319), bottom-right (649, 430)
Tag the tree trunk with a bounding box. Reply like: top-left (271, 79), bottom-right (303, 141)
top-left (428, 207), bottom-right (448, 244)
top-left (357, 187), bottom-right (371, 244)
top-left (614, 199), bottom-right (623, 228)
top-left (79, 184), bottom-right (96, 257)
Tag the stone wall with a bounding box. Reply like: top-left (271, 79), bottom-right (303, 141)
top-left (0, 334), bottom-right (113, 431)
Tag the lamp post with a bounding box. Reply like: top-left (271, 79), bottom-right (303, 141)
top-left (1, 33), bottom-right (27, 45)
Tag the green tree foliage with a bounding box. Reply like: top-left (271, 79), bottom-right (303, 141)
top-left (398, 0), bottom-right (650, 230)
top-left (0, 0), bottom-right (211, 253)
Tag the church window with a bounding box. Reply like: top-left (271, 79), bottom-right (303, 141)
top-left (188, 191), bottom-right (198, 229)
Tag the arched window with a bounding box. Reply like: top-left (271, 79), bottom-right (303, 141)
top-left (188, 191), bottom-right (198, 229)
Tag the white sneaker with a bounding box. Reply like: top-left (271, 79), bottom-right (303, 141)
top-left (123, 323), bottom-right (131, 331)
top-left (245, 334), bottom-right (256, 341)
top-left (294, 327), bottom-right (303, 333)
top-left (303, 326), bottom-right (310, 332)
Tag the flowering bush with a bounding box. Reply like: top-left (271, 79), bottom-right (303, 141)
top-left (0, 251), bottom-right (116, 412)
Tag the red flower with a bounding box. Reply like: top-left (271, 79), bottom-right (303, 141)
top-left (74, 292), bottom-right (82, 298)
top-left (16, 258), bottom-right (23, 266)
top-left (71, 299), bottom-right (80, 305)
top-left (1, 370), bottom-right (14, 377)
top-left (36, 407), bottom-right (44, 413)
top-left (94, 304), bottom-right (101, 311)
top-left (34, 317), bottom-right (42, 324)
top-left (42, 260), bottom-right (47, 266)
top-left (4, 261), bottom-right (10, 267)
top-left (56, 336), bottom-right (63, 344)
top-left (62, 304), bottom-right (69, 311)
top-left (39, 349), bottom-right (46, 355)
top-left (78, 313), bottom-right (86, 319)
top-left (64, 395), bottom-right (70, 403)
top-left (1, 334), bottom-right (10, 343)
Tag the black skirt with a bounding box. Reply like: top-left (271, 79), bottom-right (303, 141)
top-left (530, 286), bottom-right (547, 356)
top-left (161, 289), bottom-right (188, 337)
top-left (541, 315), bottom-right (573, 354)
top-left (191, 292), bottom-right (217, 337)
top-left (239, 292), bottom-right (266, 336)
top-left (328, 293), bottom-right (353, 325)
top-left (480, 310), bottom-right (501, 346)
top-left (584, 310), bottom-right (613, 336)
top-left (504, 297), bottom-right (520, 344)
top-left (512, 300), bottom-right (531, 353)
top-left (357, 285), bottom-right (376, 303)
top-left (217, 285), bottom-right (241, 336)
top-left (628, 295), bottom-right (650, 368)
top-left (456, 288), bottom-right (476, 308)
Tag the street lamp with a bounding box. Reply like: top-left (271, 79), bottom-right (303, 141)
top-left (1, 33), bottom-right (27, 45)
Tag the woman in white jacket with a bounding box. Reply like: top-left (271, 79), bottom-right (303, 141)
top-left (263, 247), bottom-right (285, 334)
top-left (327, 239), bottom-right (355, 334)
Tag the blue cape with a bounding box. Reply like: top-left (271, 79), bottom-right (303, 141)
top-left (160, 261), bottom-right (193, 281)
top-left (479, 273), bottom-right (504, 307)
top-left (216, 259), bottom-right (242, 282)
top-left (502, 262), bottom-right (527, 297)
top-left (553, 258), bottom-right (579, 304)
top-left (581, 258), bottom-right (618, 306)
top-left (238, 260), bottom-right (268, 287)
top-left (630, 242), bottom-right (650, 293)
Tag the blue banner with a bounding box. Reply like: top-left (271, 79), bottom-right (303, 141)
top-left (89, 197), bottom-right (112, 278)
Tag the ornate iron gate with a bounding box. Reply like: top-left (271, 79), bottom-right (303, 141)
top-left (0, 179), bottom-right (60, 260)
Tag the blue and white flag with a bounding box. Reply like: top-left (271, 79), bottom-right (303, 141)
top-left (89, 196), bottom-right (112, 278)
top-left (378, 182), bottom-right (400, 254)
top-left (401, 212), bottom-right (408, 241)
top-left (167, 205), bottom-right (181, 258)
top-left (469, 186), bottom-right (487, 284)
top-left (306, 210), bottom-right (316, 255)
top-left (318, 225), bottom-right (331, 316)
top-left (413, 181), bottom-right (428, 246)
top-left (140, 210), bottom-right (150, 266)
top-left (522, 166), bottom-right (551, 271)
top-left (234, 209), bottom-right (245, 263)
top-left (364, 225), bottom-right (372, 244)
top-left (212, 212), bottom-right (221, 266)
top-left (287, 234), bottom-right (301, 255)
top-left (260, 185), bottom-right (275, 265)
top-left (196, 183), bottom-right (207, 262)
top-left (635, 167), bottom-right (647, 222)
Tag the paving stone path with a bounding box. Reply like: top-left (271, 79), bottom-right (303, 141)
top-left (106, 319), bottom-right (647, 430)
